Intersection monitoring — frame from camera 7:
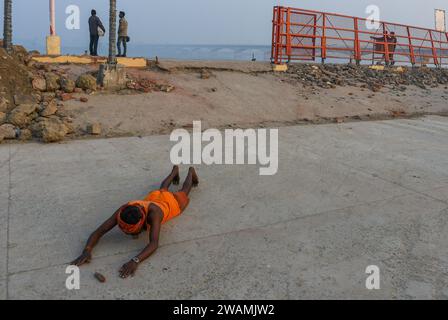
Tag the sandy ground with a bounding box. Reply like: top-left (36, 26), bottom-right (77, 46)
top-left (1, 116), bottom-right (447, 299)
top-left (58, 61), bottom-right (448, 139)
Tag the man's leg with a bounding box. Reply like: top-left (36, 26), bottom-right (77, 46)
top-left (122, 38), bottom-right (127, 57)
top-left (89, 35), bottom-right (94, 55)
top-left (93, 35), bottom-right (99, 56)
top-left (390, 54), bottom-right (395, 65)
top-left (160, 165), bottom-right (180, 190)
top-left (117, 37), bottom-right (122, 56)
top-left (180, 167), bottom-right (199, 196)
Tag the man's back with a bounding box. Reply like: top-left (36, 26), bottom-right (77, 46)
top-left (118, 17), bottom-right (128, 37)
top-left (89, 15), bottom-right (104, 36)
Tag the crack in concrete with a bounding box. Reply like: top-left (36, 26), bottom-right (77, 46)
top-left (5, 145), bottom-right (11, 300)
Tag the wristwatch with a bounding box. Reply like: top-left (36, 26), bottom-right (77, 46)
top-left (132, 257), bottom-right (140, 264)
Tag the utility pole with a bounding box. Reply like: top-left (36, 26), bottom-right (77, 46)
top-left (98, 0), bottom-right (126, 90)
top-left (3, 0), bottom-right (12, 53)
top-left (108, 0), bottom-right (117, 64)
top-left (46, 0), bottom-right (61, 55)
top-left (50, 0), bottom-right (56, 35)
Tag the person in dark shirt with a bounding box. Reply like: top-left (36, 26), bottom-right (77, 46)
top-left (88, 9), bottom-right (106, 56)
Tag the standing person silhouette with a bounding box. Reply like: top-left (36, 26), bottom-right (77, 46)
top-left (88, 9), bottom-right (106, 56)
top-left (117, 11), bottom-right (129, 57)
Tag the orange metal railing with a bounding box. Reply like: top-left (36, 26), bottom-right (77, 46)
top-left (272, 6), bottom-right (448, 67)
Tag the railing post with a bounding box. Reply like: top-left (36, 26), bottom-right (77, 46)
top-left (354, 17), bottom-right (361, 65)
top-left (321, 13), bottom-right (326, 64)
top-left (383, 23), bottom-right (390, 66)
top-left (271, 7), bottom-right (278, 64)
top-left (406, 27), bottom-right (416, 66)
top-left (277, 7), bottom-right (284, 64)
top-left (273, 6), bottom-right (282, 64)
top-left (428, 30), bottom-right (439, 67)
top-left (286, 8), bottom-right (291, 62)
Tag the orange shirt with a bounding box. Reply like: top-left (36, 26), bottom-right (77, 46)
top-left (128, 190), bottom-right (182, 224)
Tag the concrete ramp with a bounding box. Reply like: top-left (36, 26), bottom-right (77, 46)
top-left (1, 116), bottom-right (448, 299)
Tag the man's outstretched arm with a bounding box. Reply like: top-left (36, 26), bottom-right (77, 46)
top-left (71, 210), bottom-right (119, 266)
top-left (119, 214), bottom-right (162, 278)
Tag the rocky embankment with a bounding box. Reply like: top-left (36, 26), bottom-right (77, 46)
top-left (287, 63), bottom-right (448, 91)
top-left (0, 46), bottom-right (103, 143)
top-left (0, 46), bottom-right (174, 144)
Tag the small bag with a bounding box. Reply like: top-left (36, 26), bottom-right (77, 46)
top-left (98, 27), bottom-right (105, 37)
top-left (126, 36), bottom-right (130, 43)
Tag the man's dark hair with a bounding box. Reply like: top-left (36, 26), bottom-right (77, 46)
top-left (119, 11), bottom-right (125, 17)
top-left (91, 9), bottom-right (97, 16)
top-left (121, 206), bottom-right (143, 225)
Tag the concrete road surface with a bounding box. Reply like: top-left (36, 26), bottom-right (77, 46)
top-left (1, 116), bottom-right (447, 300)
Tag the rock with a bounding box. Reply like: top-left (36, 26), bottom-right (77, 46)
top-left (12, 103), bottom-right (38, 114)
top-left (76, 74), bottom-right (97, 91)
top-left (8, 104), bottom-right (38, 128)
top-left (60, 93), bottom-right (73, 101)
top-left (94, 272), bottom-right (106, 283)
top-left (88, 122), bottom-right (101, 135)
top-left (0, 112), bottom-right (6, 124)
top-left (74, 87), bottom-right (83, 93)
top-left (40, 100), bottom-right (58, 117)
top-left (31, 118), bottom-right (68, 143)
top-left (0, 96), bottom-right (10, 113)
top-left (18, 128), bottom-right (32, 141)
top-left (32, 77), bottom-right (47, 91)
top-left (14, 94), bottom-right (37, 106)
top-left (200, 69), bottom-right (211, 79)
top-left (0, 124), bottom-right (17, 139)
top-left (8, 112), bottom-right (31, 128)
top-left (45, 73), bottom-right (61, 92)
top-left (159, 84), bottom-right (175, 93)
top-left (0, 134), bottom-right (4, 143)
top-left (63, 121), bottom-right (75, 134)
top-left (40, 92), bottom-right (56, 103)
top-left (60, 78), bottom-right (76, 93)
top-left (80, 97), bottom-right (88, 103)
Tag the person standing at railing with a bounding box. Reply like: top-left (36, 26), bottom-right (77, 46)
top-left (388, 32), bottom-right (398, 66)
top-left (371, 31), bottom-right (390, 65)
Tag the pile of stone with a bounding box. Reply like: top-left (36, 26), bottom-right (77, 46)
top-left (0, 94), bottom-right (75, 143)
top-left (1, 68), bottom-right (99, 143)
top-left (286, 63), bottom-right (448, 91)
top-left (126, 77), bottom-right (175, 93)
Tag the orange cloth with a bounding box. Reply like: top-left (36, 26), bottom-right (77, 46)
top-left (143, 189), bottom-right (186, 224)
top-left (117, 189), bottom-right (189, 233)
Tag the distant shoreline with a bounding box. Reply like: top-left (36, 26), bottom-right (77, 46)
top-left (18, 42), bottom-right (273, 61)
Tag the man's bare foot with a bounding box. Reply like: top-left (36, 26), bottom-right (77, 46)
top-left (189, 167), bottom-right (199, 187)
top-left (172, 165), bottom-right (180, 185)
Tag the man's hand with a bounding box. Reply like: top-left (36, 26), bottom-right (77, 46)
top-left (71, 250), bottom-right (92, 266)
top-left (119, 260), bottom-right (138, 278)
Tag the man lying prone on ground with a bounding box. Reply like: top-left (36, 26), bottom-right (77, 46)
top-left (71, 166), bottom-right (199, 278)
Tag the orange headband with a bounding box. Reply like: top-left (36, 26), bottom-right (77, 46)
top-left (117, 204), bottom-right (147, 234)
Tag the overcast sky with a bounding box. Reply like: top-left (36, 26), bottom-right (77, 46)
top-left (1, 0), bottom-right (447, 47)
